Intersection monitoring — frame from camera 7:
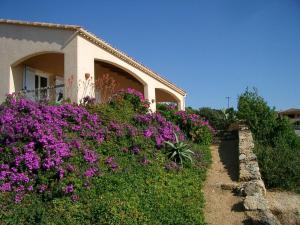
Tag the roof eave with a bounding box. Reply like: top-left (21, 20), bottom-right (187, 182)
top-left (77, 28), bottom-right (186, 95)
top-left (0, 19), bottom-right (186, 96)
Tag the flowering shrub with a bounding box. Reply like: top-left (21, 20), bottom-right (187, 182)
top-left (134, 113), bottom-right (184, 147)
top-left (0, 93), bottom-right (212, 224)
top-left (86, 88), bottom-right (150, 124)
top-left (175, 111), bottom-right (215, 144)
top-left (0, 94), bottom-right (184, 203)
top-left (157, 104), bottom-right (215, 145)
top-left (0, 95), bottom-right (104, 202)
top-left (109, 88), bottom-right (150, 114)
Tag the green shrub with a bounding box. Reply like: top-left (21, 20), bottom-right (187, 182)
top-left (157, 104), bottom-right (215, 145)
top-left (156, 104), bottom-right (177, 122)
top-left (237, 88), bottom-right (300, 193)
top-left (237, 88), bottom-right (278, 145)
top-left (86, 97), bottom-right (136, 125)
top-left (197, 107), bottom-right (227, 131)
top-left (254, 142), bottom-right (300, 193)
top-left (86, 88), bottom-right (150, 125)
top-left (190, 125), bottom-right (213, 145)
top-left (0, 143), bottom-right (211, 225)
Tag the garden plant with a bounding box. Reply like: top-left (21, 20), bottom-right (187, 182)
top-left (0, 89), bottom-right (213, 225)
top-left (237, 88), bottom-right (300, 193)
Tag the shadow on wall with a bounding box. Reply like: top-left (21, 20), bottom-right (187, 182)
top-left (0, 24), bottom-right (75, 49)
top-left (218, 137), bottom-right (239, 182)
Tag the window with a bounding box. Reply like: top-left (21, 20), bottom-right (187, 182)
top-left (34, 75), bottom-right (48, 99)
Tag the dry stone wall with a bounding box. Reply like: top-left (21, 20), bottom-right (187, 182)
top-left (235, 124), bottom-right (282, 225)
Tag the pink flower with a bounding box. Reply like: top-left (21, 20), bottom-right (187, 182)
top-left (71, 194), bottom-right (79, 202)
top-left (143, 128), bottom-right (153, 138)
top-left (14, 193), bottom-right (24, 203)
top-left (83, 149), bottom-right (98, 164)
top-left (84, 167), bottom-right (97, 178)
top-left (63, 184), bottom-right (74, 194)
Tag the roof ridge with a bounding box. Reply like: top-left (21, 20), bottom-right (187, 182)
top-left (0, 19), bottom-right (81, 29)
top-left (78, 28), bottom-right (186, 94)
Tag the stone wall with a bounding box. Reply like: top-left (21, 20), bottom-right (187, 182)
top-left (235, 124), bottom-right (282, 225)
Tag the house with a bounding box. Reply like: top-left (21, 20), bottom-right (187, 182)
top-left (279, 108), bottom-right (300, 134)
top-left (279, 108), bottom-right (300, 123)
top-left (0, 19), bottom-right (186, 111)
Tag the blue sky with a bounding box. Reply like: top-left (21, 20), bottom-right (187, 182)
top-left (1, 0), bottom-right (299, 109)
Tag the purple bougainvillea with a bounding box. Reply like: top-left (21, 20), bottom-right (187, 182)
top-left (0, 95), bottom-right (105, 202)
top-left (0, 92), bottom-right (190, 203)
top-left (63, 184), bottom-right (74, 194)
top-left (134, 113), bottom-right (184, 147)
top-left (105, 156), bottom-right (118, 171)
top-left (175, 111), bottom-right (215, 134)
top-left (84, 167), bottom-right (98, 178)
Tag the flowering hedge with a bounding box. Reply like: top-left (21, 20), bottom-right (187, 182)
top-left (157, 104), bottom-right (215, 145)
top-left (0, 95), bottom-right (107, 202)
top-left (0, 90), bottom-right (213, 224)
top-left (134, 113), bottom-right (184, 147)
top-left (109, 88), bottom-right (150, 114)
top-left (0, 93), bottom-right (183, 203)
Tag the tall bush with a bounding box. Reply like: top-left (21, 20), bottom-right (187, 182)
top-left (237, 88), bottom-right (278, 145)
top-left (237, 88), bottom-right (300, 192)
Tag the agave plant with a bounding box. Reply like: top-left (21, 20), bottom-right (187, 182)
top-left (165, 133), bottom-right (194, 166)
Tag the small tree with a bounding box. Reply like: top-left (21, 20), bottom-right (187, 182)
top-left (237, 88), bottom-right (278, 145)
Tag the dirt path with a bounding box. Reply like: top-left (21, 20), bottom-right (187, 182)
top-left (203, 140), bottom-right (250, 225)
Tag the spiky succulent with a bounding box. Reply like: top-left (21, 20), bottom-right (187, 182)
top-left (165, 133), bottom-right (194, 166)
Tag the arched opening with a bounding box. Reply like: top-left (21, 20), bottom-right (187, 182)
top-left (94, 60), bottom-right (145, 103)
top-left (155, 88), bottom-right (181, 109)
top-left (11, 52), bottom-right (64, 101)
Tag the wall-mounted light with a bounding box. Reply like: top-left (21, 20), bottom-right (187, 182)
top-left (85, 73), bottom-right (90, 80)
top-left (151, 99), bottom-right (155, 103)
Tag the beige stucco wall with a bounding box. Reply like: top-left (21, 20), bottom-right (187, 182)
top-left (0, 23), bottom-right (185, 111)
top-left (95, 61), bottom-right (144, 100)
top-left (0, 23), bottom-right (76, 102)
top-left (76, 35), bottom-right (185, 111)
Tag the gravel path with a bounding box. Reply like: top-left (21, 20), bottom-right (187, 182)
top-left (203, 141), bottom-right (250, 225)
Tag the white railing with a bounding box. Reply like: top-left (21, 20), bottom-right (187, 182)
top-left (18, 84), bottom-right (65, 102)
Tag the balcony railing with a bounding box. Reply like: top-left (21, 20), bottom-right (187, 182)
top-left (18, 84), bottom-right (65, 102)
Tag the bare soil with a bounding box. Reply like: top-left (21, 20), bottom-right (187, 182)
top-left (203, 140), bottom-right (251, 225)
top-left (267, 190), bottom-right (300, 225)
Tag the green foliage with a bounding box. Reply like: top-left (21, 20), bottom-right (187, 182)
top-left (222, 108), bottom-right (237, 126)
top-left (86, 89), bottom-right (149, 124)
top-left (254, 142), bottom-right (300, 193)
top-left (197, 107), bottom-right (237, 132)
top-left (157, 104), bottom-right (215, 145)
top-left (0, 144), bottom-right (211, 225)
top-left (156, 103), bottom-right (177, 122)
top-left (165, 133), bottom-right (194, 165)
top-left (237, 88), bottom-right (300, 193)
top-left (110, 90), bottom-right (150, 114)
top-left (197, 107), bottom-right (226, 131)
top-left (190, 125), bottom-right (213, 145)
top-left (237, 88), bottom-right (278, 145)
top-left (86, 98), bottom-right (136, 125)
top-left (0, 92), bottom-right (212, 224)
